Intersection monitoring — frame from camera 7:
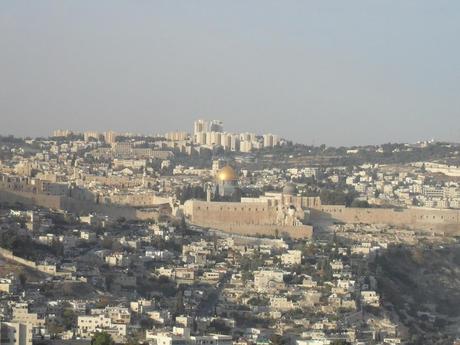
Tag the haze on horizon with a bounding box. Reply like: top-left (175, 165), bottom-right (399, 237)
top-left (0, 1), bottom-right (459, 146)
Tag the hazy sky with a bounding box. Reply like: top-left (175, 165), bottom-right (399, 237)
top-left (1, 1), bottom-right (459, 146)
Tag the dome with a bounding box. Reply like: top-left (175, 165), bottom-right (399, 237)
top-left (217, 165), bottom-right (238, 182)
top-left (283, 182), bottom-right (298, 195)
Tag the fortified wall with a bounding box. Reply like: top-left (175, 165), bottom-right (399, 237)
top-left (104, 194), bottom-right (172, 208)
top-left (0, 247), bottom-right (71, 277)
top-left (184, 200), bottom-right (279, 225)
top-left (312, 205), bottom-right (460, 235)
top-left (183, 200), bottom-right (313, 239)
top-left (0, 188), bottom-right (62, 210)
top-left (0, 187), bottom-right (165, 221)
top-left (0, 173), bottom-right (172, 221)
top-left (183, 198), bottom-right (460, 237)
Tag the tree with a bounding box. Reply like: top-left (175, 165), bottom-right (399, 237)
top-left (18, 273), bottom-right (27, 287)
top-left (173, 290), bottom-right (185, 316)
top-left (116, 217), bottom-right (127, 225)
top-left (319, 189), bottom-right (353, 206)
top-left (350, 199), bottom-right (370, 208)
top-left (46, 319), bottom-right (65, 335)
top-left (270, 334), bottom-right (286, 345)
top-left (241, 270), bottom-right (253, 283)
top-left (62, 308), bottom-right (77, 330)
top-left (180, 215), bottom-right (187, 232)
top-left (51, 239), bottom-right (64, 256)
top-left (209, 319), bottom-right (231, 334)
top-left (91, 332), bottom-right (114, 345)
top-left (101, 237), bottom-right (114, 250)
top-left (420, 163), bottom-right (426, 173)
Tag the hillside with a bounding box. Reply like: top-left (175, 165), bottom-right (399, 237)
top-left (373, 244), bottom-right (460, 344)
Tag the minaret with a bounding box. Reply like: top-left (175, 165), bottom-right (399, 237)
top-left (206, 183), bottom-right (212, 202)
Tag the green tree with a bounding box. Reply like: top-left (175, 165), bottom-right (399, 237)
top-left (91, 332), bottom-right (114, 345)
top-left (62, 308), bottom-right (77, 330)
top-left (350, 199), bottom-right (370, 208)
top-left (173, 290), bottom-right (185, 316)
top-left (18, 273), bottom-right (27, 287)
top-left (270, 334), bottom-right (286, 345)
top-left (209, 319), bottom-right (231, 334)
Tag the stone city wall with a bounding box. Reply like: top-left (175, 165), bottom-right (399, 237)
top-left (183, 200), bottom-right (313, 238)
top-left (311, 205), bottom-right (460, 234)
top-left (104, 193), bottom-right (171, 207)
top-left (0, 187), bottom-right (159, 220)
top-left (0, 247), bottom-right (70, 277)
top-left (0, 188), bottom-right (62, 209)
top-left (184, 200), bottom-right (279, 226)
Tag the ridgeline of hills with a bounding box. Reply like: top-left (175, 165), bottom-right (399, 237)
top-left (1, 134), bottom-right (460, 168)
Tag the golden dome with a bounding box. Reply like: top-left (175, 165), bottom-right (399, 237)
top-left (216, 165), bottom-right (238, 181)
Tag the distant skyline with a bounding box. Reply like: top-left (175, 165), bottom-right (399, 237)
top-left (1, 1), bottom-right (459, 146)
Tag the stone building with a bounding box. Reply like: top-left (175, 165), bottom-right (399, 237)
top-left (183, 180), bottom-right (315, 239)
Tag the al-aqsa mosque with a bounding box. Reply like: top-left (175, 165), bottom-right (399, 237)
top-left (185, 168), bottom-right (320, 238)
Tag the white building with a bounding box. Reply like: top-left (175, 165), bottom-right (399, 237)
top-left (281, 250), bottom-right (302, 266)
top-left (253, 270), bottom-right (284, 292)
